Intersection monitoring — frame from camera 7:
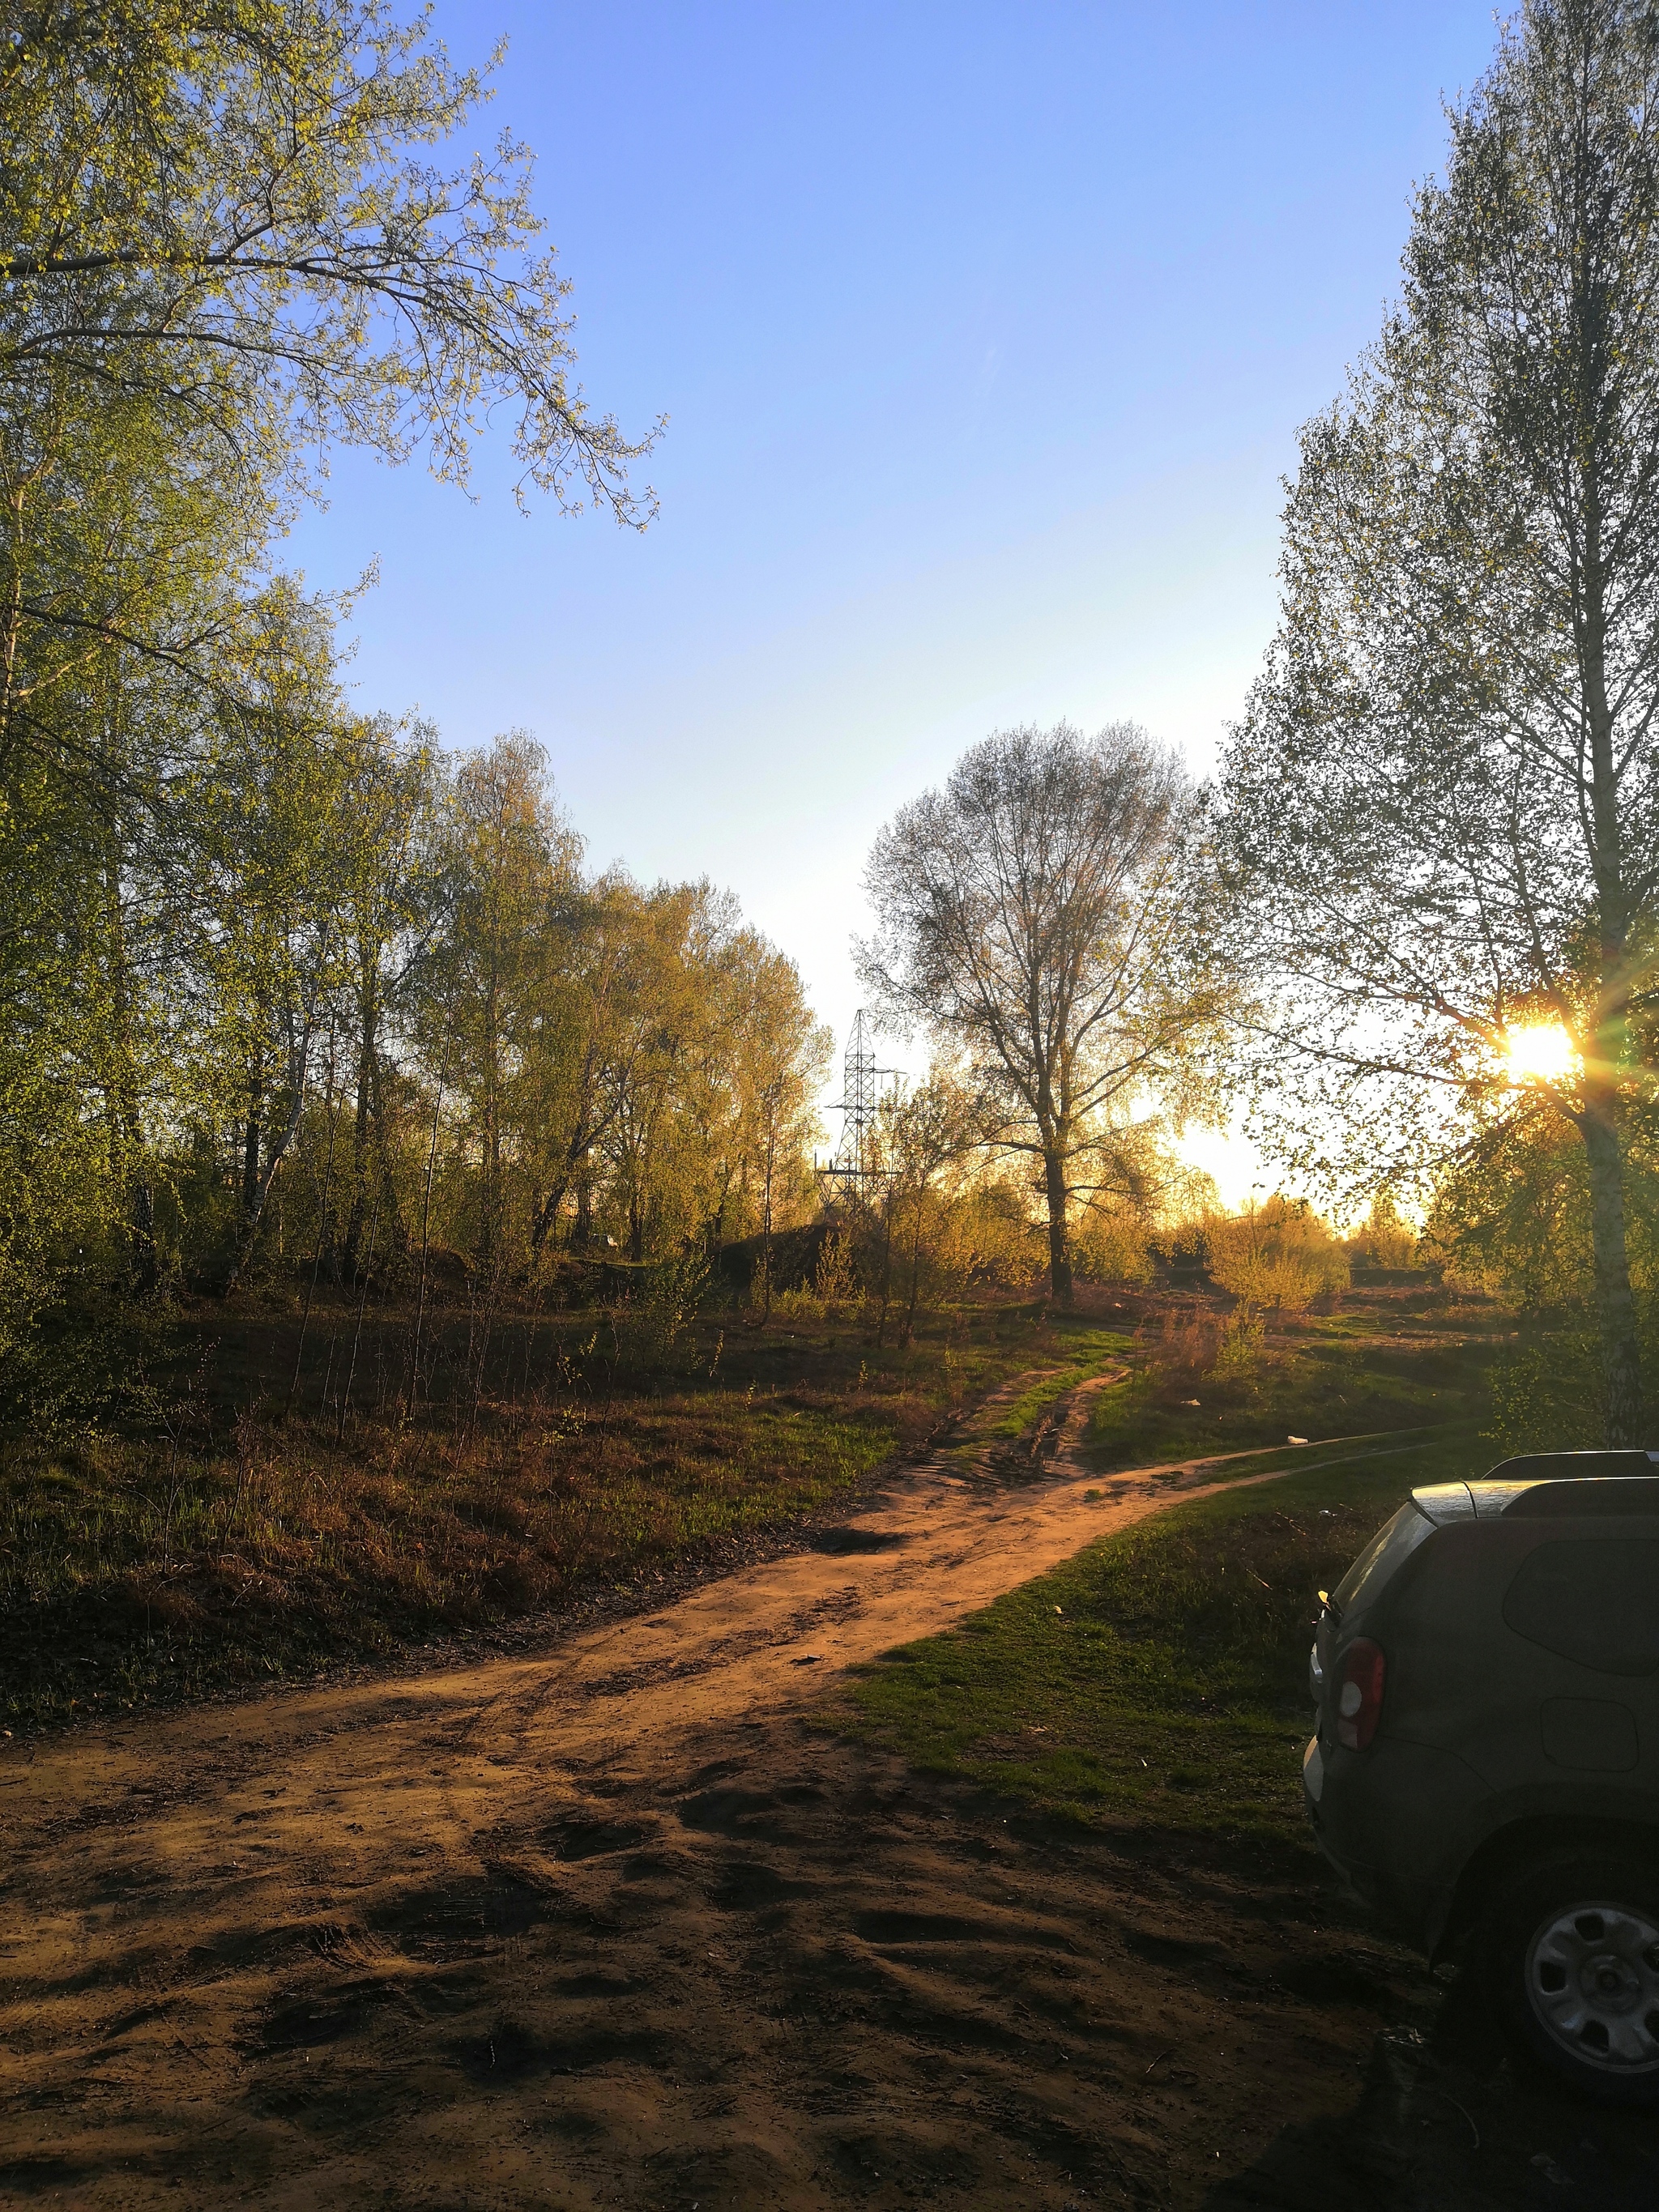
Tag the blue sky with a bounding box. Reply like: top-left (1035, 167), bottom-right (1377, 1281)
top-left (288, 0), bottom-right (1502, 1198)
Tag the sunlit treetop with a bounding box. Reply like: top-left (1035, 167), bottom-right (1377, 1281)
top-left (0, 0), bottom-right (660, 518)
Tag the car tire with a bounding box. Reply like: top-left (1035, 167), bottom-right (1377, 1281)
top-left (1482, 1848), bottom-right (1659, 2105)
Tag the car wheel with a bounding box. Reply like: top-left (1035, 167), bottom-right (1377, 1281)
top-left (1484, 1850), bottom-right (1659, 2105)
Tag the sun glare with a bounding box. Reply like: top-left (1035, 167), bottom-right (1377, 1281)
top-left (1504, 1021), bottom-right (1578, 1085)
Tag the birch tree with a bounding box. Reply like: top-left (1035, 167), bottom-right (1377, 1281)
top-left (1, 0), bottom-right (658, 520)
top-left (1219, 0), bottom-right (1659, 1442)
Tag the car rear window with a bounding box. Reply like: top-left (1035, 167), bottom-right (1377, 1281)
top-left (1503, 1540), bottom-right (1659, 1676)
top-left (1331, 1502), bottom-right (1435, 1620)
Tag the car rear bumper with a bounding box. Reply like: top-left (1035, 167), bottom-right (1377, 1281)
top-left (1303, 1731), bottom-right (1479, 1958)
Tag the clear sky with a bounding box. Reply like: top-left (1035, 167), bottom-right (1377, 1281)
top-left (287, 0), bottom-right (1503, 1200)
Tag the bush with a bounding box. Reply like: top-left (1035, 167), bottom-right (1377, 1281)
top-left (1347, 1190), bottom-right (1419, 1272)
top-left (1073, 1200), bottom-right (1154, 1285)
top-left (1206, 1196), bottom-right (1349, 1313)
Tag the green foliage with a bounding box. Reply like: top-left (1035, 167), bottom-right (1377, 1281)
top-left (1072, 1199), bottom-right (1155, 1284)
top-left (0, 8), bottom-right (819, 1391)
top-left (1486, 1330), bottom-right (1606, 1454)
top-left (1, 0), bottom-right (657, 514)
top-left (1348, 1190), bottom-right (1419, 1272)
top-left (1428, 1100), bottom-right (1659, 1451)
top-left (1216, 0), bottom-right (1659, 1441)
top-left (1209, 1311), bottom-right (1265, 1378)
top-left (1205, 1196), bottom-right (1350, 1314)
top-left (1427, 1098), bottom-right (1659, 1311)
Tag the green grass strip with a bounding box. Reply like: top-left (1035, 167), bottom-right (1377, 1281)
top-left (983, 1329), bottom-right (1134, 1438)
top-left (836, 1434), bottom-right (1473, 1847)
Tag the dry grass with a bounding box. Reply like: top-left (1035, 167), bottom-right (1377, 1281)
top-left (0, 1290), bottom-right (1073, 1727)
top-left (1, 1280), bottom-right (1509, 1729)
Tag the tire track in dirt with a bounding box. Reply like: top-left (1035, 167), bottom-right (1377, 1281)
top-left (0, 1375), bottom-right (1424, 2210)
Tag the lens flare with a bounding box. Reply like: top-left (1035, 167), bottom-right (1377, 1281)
top-left (1504, 1021), bottom-right (1578, 1085)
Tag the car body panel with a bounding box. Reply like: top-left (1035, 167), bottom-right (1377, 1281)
top-left (1304, 1460), bottom-right (1659, 1957)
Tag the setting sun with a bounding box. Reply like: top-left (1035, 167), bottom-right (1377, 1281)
top-left (1504, 1021), bottom-right (1579, 1085)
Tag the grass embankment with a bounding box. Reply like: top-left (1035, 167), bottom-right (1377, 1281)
top-left (1085, 1284), bottom-right (1508, 1468)
top-left (840, 1434), bottom-right (1477, 1847)
top-left (0, 1296), bottom-right (1118, 1728)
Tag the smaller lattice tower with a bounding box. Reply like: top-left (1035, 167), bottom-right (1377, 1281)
top-left (821, 1009), bottom-right (896, 1192)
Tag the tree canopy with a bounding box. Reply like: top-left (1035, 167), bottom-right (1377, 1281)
top-left (0, 1), bottom-right (789, 1396)
top-left (1, 0), bottom-right (659, 514)
top-left (1218, 0), bottom-right (1659, 1442)
top-left (859, 721), bottom-right (1219, 1302)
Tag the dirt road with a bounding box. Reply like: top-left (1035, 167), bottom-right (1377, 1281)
top-left (2, 1379), bottom-right (1648, 2209)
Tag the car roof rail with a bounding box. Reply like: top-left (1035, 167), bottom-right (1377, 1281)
top-left (1483, 1449), bottom-right (1659, 1483)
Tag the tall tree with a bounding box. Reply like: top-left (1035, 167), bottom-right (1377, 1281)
top-left (332, 714), bottom-right (443, 1276)
top-left (859, 722), bottom-right (1210, 1304)
top-left (521, 874), bottom-right (641, 1260)
top-left (877, 1068), bottom-right (986, 1346)
top-left (436, 733), bottom-right (580, 1270)
top-left (188, 587), bottom-right (352, 1289)
top-left (0, 0), bottom-right (660, 1361)
top-left (1218, 0), bottom-right (1659, 1443)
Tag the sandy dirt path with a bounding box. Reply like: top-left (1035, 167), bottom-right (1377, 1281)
top-left (1, 1383), bottom-right (1492, 2210)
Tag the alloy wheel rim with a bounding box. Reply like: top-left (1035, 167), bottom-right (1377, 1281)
top-left (1525, 1899), bottom-right (1659, 2073)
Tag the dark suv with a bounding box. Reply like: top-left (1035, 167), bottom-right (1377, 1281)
top-left (1304, 1449), bottom-right (1659, 2103)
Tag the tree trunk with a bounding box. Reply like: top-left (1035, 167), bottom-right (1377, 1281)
top-left (480, 964), bottom-right (501, 1268)
top-left (1043, 1146), bottom-right (1073, 1306)
top-left (530, 1115), bottom-right (594, 1254)
top-left (1580, 1097), bottom-right (1645, 1446)
top-left (761, 1132), bottom-right (774, 1322)
top-left (241, 1076), bottom-right (264, 1223)
top-left (876, 1189), bottom-right (894, 1347)
top-left (904, 1187), bottom-right (925, 1347)
top-left (130, 1178), bottom-right (157, 1296)
top-left (1575, 431), bottom-right (1645, 1444)
top-left (529, 1172), bottom-right (569, 1254)
top-left (101, 851), bottom-right (156, 1294)
top-left (343, 971), bottom-right (377, 1280)
top-left (224, 1012), bottom-right (318, 1297)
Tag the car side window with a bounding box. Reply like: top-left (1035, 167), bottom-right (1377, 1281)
top-left (1503, 1540), bottom-right (1659, 1676)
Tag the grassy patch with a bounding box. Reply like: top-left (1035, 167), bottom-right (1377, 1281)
top-left (838, 1434), bottom-right (1479, 1845)
top-left (983, 1329), bottom-right (1134, 1436)
top-left (1084, 1285), bottom-right (1506, 1469)
top-left (0, 1284), bottom-right (1509, 1732)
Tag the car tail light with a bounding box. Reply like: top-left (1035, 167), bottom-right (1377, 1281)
top-left (1335, 1638), bottom-right (1385, 1751)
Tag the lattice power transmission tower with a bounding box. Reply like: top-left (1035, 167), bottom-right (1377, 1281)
top-left (820, 1009), bottom-right (898, 1195)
